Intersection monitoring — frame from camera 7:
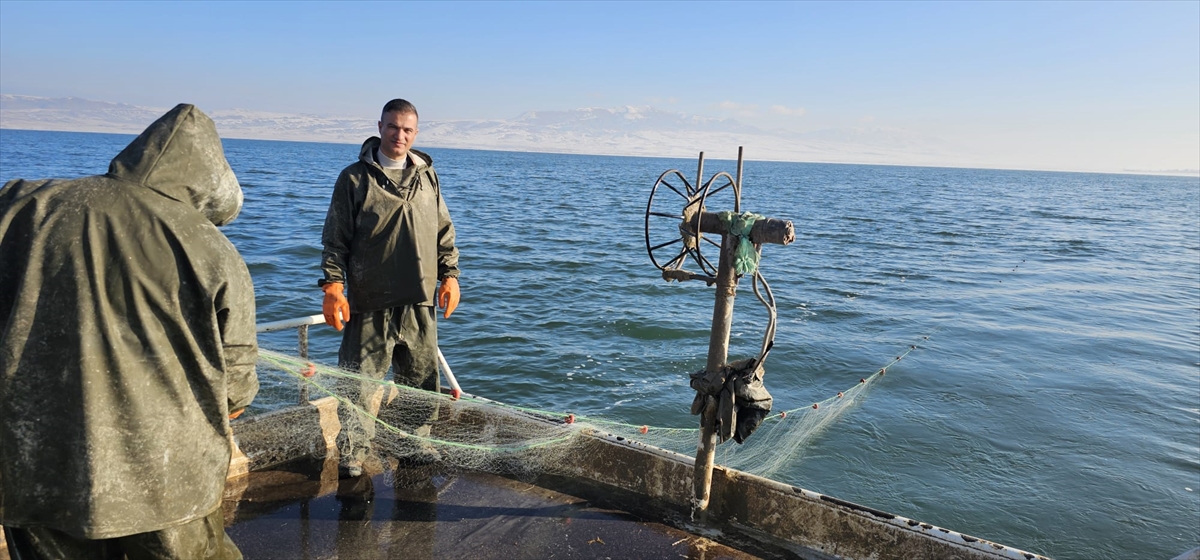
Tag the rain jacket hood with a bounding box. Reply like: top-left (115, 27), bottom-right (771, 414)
top-left (107, 103), bottom-right (244, 226)
top-left (0, 104), bottom-right (258, 539)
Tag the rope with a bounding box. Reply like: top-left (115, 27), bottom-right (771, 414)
top-left (718, 210), bottom-right (765, 275)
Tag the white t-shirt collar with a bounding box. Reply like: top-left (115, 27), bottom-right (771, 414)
top-left (376, 148), bottom-right (408, 170)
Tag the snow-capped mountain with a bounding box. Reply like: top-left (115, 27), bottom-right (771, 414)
top-left (1, 94), bottom-right (964, 166)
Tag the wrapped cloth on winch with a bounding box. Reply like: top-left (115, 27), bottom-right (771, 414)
top-left (690, 358), bottom-right (773, 444)
top-left (718, 211), bottom-right (765, 276)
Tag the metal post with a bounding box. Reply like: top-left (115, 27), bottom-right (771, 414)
top-left (644, 147), bottom-right (793, 514)
top-left (694, 231), bottom-right (740, 511)
top-left (705, 233), bottom-right (740, 373)
top-left (705, 146), bottom-right (746, 373)
top-left (694, 393), bottom-right (719, 510)
top-left (691, 147), bottom-right (792, 512)
top-left (735, 147), bottom-right (744, 213)
top-left (298, 324), bottom-right (310, 405)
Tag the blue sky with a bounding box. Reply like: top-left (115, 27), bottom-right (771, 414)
top-left (1, 1), bottom-right (1197, 172)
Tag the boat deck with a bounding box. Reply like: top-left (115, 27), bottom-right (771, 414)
top-left (0, 394), bottom-right (1049, 560)
top-left (224, 456), bottom-right (763, 560)
top-left (219, 395), bottom-right (1050, 560)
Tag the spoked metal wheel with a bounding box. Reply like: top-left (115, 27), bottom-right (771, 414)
top-left (645, 169), bottom-right (701, 272)
top-left (645, 168), bottom-right (745, 275)
top-left (689, 171), bottom-right (742, 276)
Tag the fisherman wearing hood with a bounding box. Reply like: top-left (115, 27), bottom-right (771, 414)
top-left (319, 98), bottom-right (461, 477)
top-left (0, 104), bottom-right (258, 558)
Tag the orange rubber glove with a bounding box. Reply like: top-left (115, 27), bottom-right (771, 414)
top-left (438, 277), bottom-right (460, 319)
top-left (322, 282), bottom-right (350, 331)
top-left (229, 408), bottom-right (245, 420)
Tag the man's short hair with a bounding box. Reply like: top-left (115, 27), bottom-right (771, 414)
top-left (382, 99), bottom-right (419, 120)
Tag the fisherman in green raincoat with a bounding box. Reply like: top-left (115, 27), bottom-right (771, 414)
top-left (0, 104), bottom-right (258, 559)
top-left (319, 99), bottom-right (461, 476)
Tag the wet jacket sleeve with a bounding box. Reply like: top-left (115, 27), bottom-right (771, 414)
top-left (320, 168), bottom-right (357, 285)
top-left (434, 171), bottom-right (460, 280)
top-left (220, 257), bottom-right (259, 411)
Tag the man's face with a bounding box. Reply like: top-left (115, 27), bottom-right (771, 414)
top-left (378, 110), bottom-right (419, 161)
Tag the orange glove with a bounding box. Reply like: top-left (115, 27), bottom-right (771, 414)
top-left (229, 408), bottom-right (245, 420)
top-left (322, 282), bottom-right (350, 331)
top-left (438, 277), bottom-right (460, 319)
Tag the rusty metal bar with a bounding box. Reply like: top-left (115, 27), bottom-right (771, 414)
top-left (692, 147), bottom-right (795, 513)
top-left (735, 146), bottom-right (744, 213)
top-left (705, 233), bottom-right (741, 373)
top-left (256, 315), bottom-right (322, 405)
top-left (298, 324), bottom-right (310, 405)
top-left (694, 230), bottom-right (742, 512)
top-left (696, 214), bottom-right (795, 245)
top-left (693, 394), bottom-right (720, 511)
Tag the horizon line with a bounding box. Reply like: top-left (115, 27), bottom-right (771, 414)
top-left (2, 125), bottom-right (1197, 180)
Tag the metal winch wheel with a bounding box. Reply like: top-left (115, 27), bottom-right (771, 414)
top-left (644, 164), bottom-right (741, 276)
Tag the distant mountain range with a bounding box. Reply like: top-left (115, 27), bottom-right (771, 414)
top-left (0, 94), bottom-right (372, 143)
top-left (4, 94), bottom-right (1194, 175)
top-left (0, 93), bottom-right (986, 168)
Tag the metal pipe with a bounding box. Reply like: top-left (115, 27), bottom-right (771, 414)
top-left (254, 314), bottom-right (468, 404)
top-left (696, 214), bottom-right (795, 245)
top-left (694, 232), bottom-right (740, 512)
top-left (256, 314), bottom-right (324, 333)
top-left (690, 151), bottom-right (791, 512)
top-left (693, 394), bottom-right (719, 513)
top-left (298, 324), bottom-right (310, 405)
top-left (256, 315), bottom-right (323, 403)
top-left (735, 146), bottom-right (743, 213)
top-left (689, 152), bottom-right (707, 246)
top-left (705, 233), bottom-right (739, 373)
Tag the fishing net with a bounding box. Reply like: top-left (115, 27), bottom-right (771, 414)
top-left (252, 335), bottom-right (926, 484)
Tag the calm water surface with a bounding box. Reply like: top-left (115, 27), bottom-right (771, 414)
top-left (3, 129), bottom-right (1198, 560)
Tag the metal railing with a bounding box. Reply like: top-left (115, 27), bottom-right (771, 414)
top-left (256, 314), bottom-right (323, 404)
top-left (255, 314), bottom-right (463, 404)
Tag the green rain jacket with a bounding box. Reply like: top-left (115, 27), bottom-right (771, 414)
top-left (0, 104), bottom-right (259, 539)
top-left (320, 139), bottom-right (459, 313)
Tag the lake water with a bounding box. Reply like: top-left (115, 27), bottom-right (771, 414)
top-left (2, 128), bottom-right (1198, 559)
